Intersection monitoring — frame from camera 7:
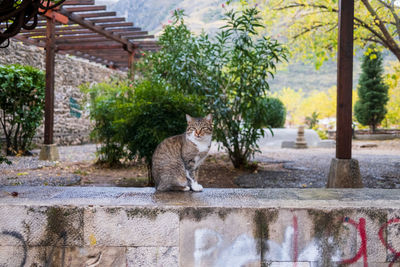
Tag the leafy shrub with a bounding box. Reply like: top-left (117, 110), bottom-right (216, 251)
top-left (305, 111), bottom-right (319, 129)
top-left (261, 97), bottom-right (286, 128)
top-left (0, 64), bottom-right (45, 155)
top-left (315, 129), bottom-right (328, 140)
top-left (140, 7), bottom-right (287, 168)
top-left (81, 79), bottom-right (204, 178)
top-left (123, 80), bottom-right (204, 182)
top-left (80, 79), bottom-right (133, 166)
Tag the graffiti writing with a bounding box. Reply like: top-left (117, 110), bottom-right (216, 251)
top-left (193, 215), bottom-right (400, 267)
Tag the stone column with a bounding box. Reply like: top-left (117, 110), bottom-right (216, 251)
top-left (295, 126), bottom-right (308, 149)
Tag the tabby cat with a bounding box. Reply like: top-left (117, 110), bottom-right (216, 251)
top-left (152, 114), bottom-right (213, 192)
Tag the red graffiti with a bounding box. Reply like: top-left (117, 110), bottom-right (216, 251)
top-left (292, 215), bottom-right (298, 267)
top-left (378, 218), bottom-right (400, 267)
top-left (340, 217), bottom-right (368, 267)
top-left (288, 215), bottom-right (400, 266)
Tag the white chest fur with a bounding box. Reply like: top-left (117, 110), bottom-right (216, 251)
top-left (187, 133), bottom-right (211, 153)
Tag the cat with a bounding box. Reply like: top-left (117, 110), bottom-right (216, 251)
top-left (152, 114), bottom-right (213, 192)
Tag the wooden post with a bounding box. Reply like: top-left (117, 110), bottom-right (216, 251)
top-left (336, 0), bottom-right (354, 159)
top-left (327, 0), bottom-right (362, 188)
top-left (128, 49), bottom-right (135, 79)
top-left (44, 15), bottom-right (56, 145)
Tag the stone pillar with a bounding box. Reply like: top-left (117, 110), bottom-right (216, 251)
top-left (295, 126), bottom-right (308, 149)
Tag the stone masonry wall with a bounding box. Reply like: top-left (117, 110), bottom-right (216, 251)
top-left (0, 41), bottom-right (125, 145)
top-left (1, 187), bottom-right (400, 266)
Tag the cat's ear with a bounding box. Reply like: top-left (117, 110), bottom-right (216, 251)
top-left (186, 114), bottom-right (193, 123)
top-left (205, 113), bottom-right (212, 122)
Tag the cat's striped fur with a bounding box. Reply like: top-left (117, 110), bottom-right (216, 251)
top-left (152, 114), bottom-right (213, 192)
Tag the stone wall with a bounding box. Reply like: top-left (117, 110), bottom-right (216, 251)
top-left (1, 187), bottom-right (400, 266)
top-left (0, 41), bottom-right (125, 145)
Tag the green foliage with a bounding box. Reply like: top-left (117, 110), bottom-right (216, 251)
top-left (81, 79), bottom-right (204, 174)
top-left (140, 7), bottom-right (287, 168)
top-left (80, 80), bottom-right (134, 166)
top-left (0, 155), bottom-right (11, 165)
top-left (305, 111), bottom-right (319, 129)
top-left (354, 45), bottom-right (389, 133)
top-left (260, 97), bottom-right (286, 128)
top-left (0, 64), bottom-right (45, 155)
top-left (123, 80), bottom-right (204, 169)
top-left (315, 129), bottom-right (328, 140)
top-left (252, 0), bottom-right (400, 68)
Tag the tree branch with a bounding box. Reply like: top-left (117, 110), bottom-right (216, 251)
top-left (361, 0), bottom-right (399, 54)
top-left (376, 0), bottom-right (400, 41)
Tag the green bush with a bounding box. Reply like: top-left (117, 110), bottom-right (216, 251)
top-left (261, 97), bottom-right (286, 128)
top-left (0, 64), bottom-right (45, 155)
top-left (124, 80), bottom-right (204, 181)
top-left (81, 79), bottom-right (204, 176)
top-left (139, 8), bottom-right (287, 168)
top-left (80, 79), bottom-right (133, 166)
top-left (305, 111), bottom-right (319, 129)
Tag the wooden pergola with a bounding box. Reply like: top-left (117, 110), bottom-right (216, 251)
top-left (7, 0), bottom-right (159, 158)
top-left (12, 0), bottom-right (158, 70)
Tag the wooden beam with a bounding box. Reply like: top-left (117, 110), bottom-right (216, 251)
top-left (109, 27), bottom-right (141, 33)
top-left (98, 22), bottom-right (133, 28)
top-left (115, 30), bottom-right (147, 35)
top-left (55, 37), bottom-right (111, 44)
top-left (21, 25), bottom-right (83, 34)
top-left (125, 35), bottom-right (155, 40)
top-left (77, 12), bottom-right (117, 19)
top-left (62, 0), bottom-right (95, 5)
top-left (12, 35), bottom-right (46, 47)
top-left (44, 15), bottom-right (56, 145)
top-left (88, 18), bottom-right (125, 24)
top-left (336, 0), bottom-right (354, 159)
top-left (55, 30), bottom-right (95, 35)
top-left (57, 43), bottom-right (124, 50)
top-left (34, 33), bottom-right (102, 40)
top-left (64, 6), bottom-right (106, 12)
top-left (41, 10), bottom-right (69, 24)
top-left (59, 7), bottom-right (134, 52)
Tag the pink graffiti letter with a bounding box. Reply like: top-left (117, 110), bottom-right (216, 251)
top-left (340, 217), bottom-right (368, 267)
top-left (378, 218), bottom-right (400, 267)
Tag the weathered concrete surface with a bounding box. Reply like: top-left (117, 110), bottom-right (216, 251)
top-left (327, 158), bottom-right (363, 188)
top-left (39, 144), bottom-right (60, 161)
top-left (1, 187), bottom-right (400, 266)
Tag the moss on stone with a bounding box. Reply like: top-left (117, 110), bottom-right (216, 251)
top-left (125, 207), bottom-right (166, 220)
top-left (254, 209), bottom-right (278, 267)
top-left (105, 207), bottom-right (122, 215)
top-left (307, 208), bottom-right (355, 266)
top-left (179, 207), bottom-right (233, 222)
top-left (362, 208), bottom-right (387, 226)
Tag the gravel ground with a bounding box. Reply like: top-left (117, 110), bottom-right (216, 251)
top-left (1, 141), bottom-right (399, 188)
top-left (0, 144), bottom-right (96, 186)
top-left (236, 140), bottom-right (400, 188)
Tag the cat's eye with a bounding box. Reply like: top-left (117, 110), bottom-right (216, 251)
top-left (187, 127), bottom-right (195, 131)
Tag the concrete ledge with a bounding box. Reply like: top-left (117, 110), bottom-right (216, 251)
top-left (1, 187), bottom-right (400, 266)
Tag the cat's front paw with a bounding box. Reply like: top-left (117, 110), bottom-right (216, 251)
top-left (191, 182), bottom-right (203, 192)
